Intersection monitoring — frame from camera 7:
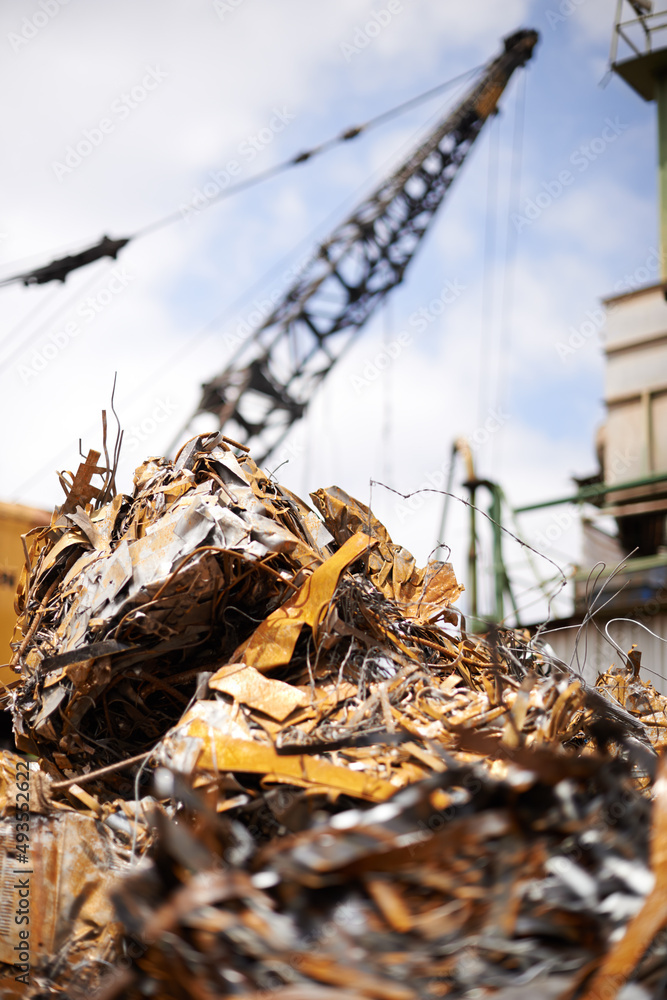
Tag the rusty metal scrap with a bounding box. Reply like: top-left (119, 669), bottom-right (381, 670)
top-left (2, 431), bottom-right (667, 997)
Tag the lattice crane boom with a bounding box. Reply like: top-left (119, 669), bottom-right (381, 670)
top-left (190, 28), bottom-right (538, 464)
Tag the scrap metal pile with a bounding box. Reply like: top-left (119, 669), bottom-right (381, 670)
top-left (2, 432), bottom-right (667, 998)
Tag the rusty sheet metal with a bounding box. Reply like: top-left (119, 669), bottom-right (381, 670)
top-left (4, 430), bottom-right (667, 996)
top-left (97, 745), bottom-right (657, 999)
top-left (191, 727), bottom-right (396, 801)
top-left (311, 486), bottom-right (462, 620)
top-left (208, 663), bottom-right (309, 721)
top-left (239, 531), bottom-right (374, 670)
top-left (576, 754), bottom-right (667, 1000)
top-left (161, 699), bottom-right (396, 801)
top-left (0, 807), bottom-right (124, 985)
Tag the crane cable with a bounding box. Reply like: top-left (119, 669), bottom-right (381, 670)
top-left (11, 123), bottom-right (439, 502)
top-left (9, 65), bottom-right (492, 501)
top-left (0, 65), bottom-right (484, 290)
top-left (0, 265), bottom-right (114, 373)
top-left (0, 283), bottom-right (61, 356)
top-left (477, 111), bottom-right (500, 430)
top-left (485, 71), bottom-right (526, 616)
top-left (492, 66), bottom-right (527, 468)
top-left (381, 296), bottom-right (393, 487)
top-left (134, 65), bottom-right (484, 240)
top-left (489, 70), bottom-right (558, 618)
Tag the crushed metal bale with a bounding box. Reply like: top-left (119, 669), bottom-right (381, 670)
top-left (1, 431), bottom-right (667, 998)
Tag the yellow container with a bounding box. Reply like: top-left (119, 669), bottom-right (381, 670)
top-left (0, 502), bottom-right (50, 688)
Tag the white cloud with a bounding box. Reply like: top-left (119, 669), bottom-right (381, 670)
top-left (0, 0), bottom-right (656, 627)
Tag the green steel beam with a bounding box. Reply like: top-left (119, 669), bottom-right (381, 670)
top-left (573, 550), bottom-right (667, 581)
top-left (487, 486), bottom-right (504, 623)
top-left (514, 471), bottom-right (667, 514)
top-left (467, 482), bottom-right (478, 621)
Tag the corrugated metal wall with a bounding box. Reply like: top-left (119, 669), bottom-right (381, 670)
top-left (544, 613), bottom-right (667, 695)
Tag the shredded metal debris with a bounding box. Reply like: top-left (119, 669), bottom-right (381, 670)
top-left (1, 432), bottom-right (667, 998)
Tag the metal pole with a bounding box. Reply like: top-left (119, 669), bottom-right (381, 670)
top-left (435, 442), bottom-right (458, 556)
top-left (514, 470), bottom-right (667, 513)
top-left (489, 486), bottom-right (505, 623)
top-left (467, 482), bottom-right (478, 621)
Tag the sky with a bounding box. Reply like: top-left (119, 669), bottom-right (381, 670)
top-left (0, 0), bottom-right (659, 624)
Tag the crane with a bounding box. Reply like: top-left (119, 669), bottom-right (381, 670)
top-left (177, 28), bottom-right (538, 464)
top-left (0, 236), bottom-right (130, 287)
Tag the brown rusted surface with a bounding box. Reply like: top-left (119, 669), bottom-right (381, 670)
top-left (2, 431), bottom-right (667, 997)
